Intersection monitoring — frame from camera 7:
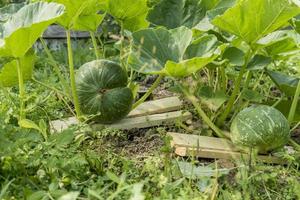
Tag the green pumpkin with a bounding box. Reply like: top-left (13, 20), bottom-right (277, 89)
top-left (76, 60), bottom-right (133, 124)
top-left (230, 105), bottom-right (290, 152)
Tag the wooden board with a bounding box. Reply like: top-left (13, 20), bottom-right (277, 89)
top-left (93, 111), bottom-right (192, 130)
top-left (50, 96), bottom-right (183, 132)
top-left (167, 132), bottom-right (285, 164)
top-left (128, 96), bottom-right (182, 118)
top-left (43, 25), bottom-right (91, 39)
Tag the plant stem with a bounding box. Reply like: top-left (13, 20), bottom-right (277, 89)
top-left (66, 30), bottom-right (82, 120)
top-left (220, 66), bottom-right (227, 92)
top-left (289, 139), bottom-right (300, 151)
top-left (217, 51), bottom-right (252, 126)
top-left (40, 38), bottom-right (69, 95)
top-left (119, 23), bottom-right (126, 71)
top-left (132, 75), bottom-right (163, 109)
top-left (90, 31), bottom-right (100, 59)
top-left (32, 78), bottom-right (68, 97)
top-left (16, 58), bottom-right (25, 120)
top-left (288, 80), bottom-right (300, 123)
top-left (178, 83), bottom-right (228, 139)
top-left (291, 121), bottom-right (300, 132)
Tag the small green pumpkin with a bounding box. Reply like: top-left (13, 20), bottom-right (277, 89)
top-left (230, 105), bottom-right (290, 152)
top-left (76, 60), bottom-right (133, 124)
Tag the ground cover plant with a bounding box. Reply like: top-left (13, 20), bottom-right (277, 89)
top-left (0, 0), bottom-right (300, 199)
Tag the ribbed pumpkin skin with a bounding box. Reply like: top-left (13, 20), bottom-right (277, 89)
top-left (230, 105), bottom-right (290, 152)
top-left (76, 60), bottom-right (133, 124)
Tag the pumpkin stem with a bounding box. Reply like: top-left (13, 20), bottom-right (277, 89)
top-left (132, 75), bottom-right (164, 109)
top-left (66, 30), bottom-right (82, 120)
top-left (99, 88), bottom-right (108, 94)
top-left (217, 50), bottom-right (252, 127)
top-left (16, 58), bottom-right (25, 121)
top-left (177, 82), bottom-right (228, 139)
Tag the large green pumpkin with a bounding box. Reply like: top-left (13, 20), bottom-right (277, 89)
top-left (230, 105), bottom-right (290, 152)
top-left (76, 60), bottom-right (133, 124)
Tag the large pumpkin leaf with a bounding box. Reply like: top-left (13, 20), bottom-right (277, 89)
top-left (207, 0), bottom-right (236, 19)
top-left (0, 51), bottom-right (35, 87)
top-left (257, 30), bottom-right (300, 56)
top-left (147, 0), bottom-right (206, 29)
top-left (0, 2), bottom-right (65, 58)
top-left (106, 0), bottom-right (149, 32)
top-left (43, 0), bottom-right (106, 31)
top-left (0, 3), bottom-right (25, 22)
top-left (212, 0), bottom-right (300, 44)
top-left (267, 70), bottom-right (300, 97)
top-left (128, 27), bottom-right (222, 77)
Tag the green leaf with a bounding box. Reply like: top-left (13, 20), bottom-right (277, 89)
top-left (106, 0), bottom-right (149, 32)
top-left (45, 0), bottom-right (106, 31)
top-left (128, 27), bottom-right (222, 77)
top-left (257, 30), bottom-right (300, 56)
top-left (212, 0), bottom-right (300, 44)
top-left (196, 86), bottom-right (228, 111)
top-left (267, 70), bottom-right (300, 97)
top-left (241, 89), bottom-right (264, 103)
top-left (27, 191), bottom-right (48, 200)
top-left (207, 0), bottom-right (236, 19)
top-left (0, 51), bottom-right (35, 87)
top-left (0, 3), bottom-right (25, 22)
top-left (185, 34), bottom-right (221, 58)
top-left (222, 47), bottom-right (245, 66)
top-left (147, 0), bottom-right (206, 29)
top-left (19, 119), bottom-right (42, 132)
top-left (247, 55), bottom-right (271, 71)
top-left (0, 2), bottom-right (65, 58)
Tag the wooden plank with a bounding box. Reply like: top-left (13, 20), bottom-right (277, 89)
top-left (93, 111), bottom-right (192, 130)
top-left (128, 96), bottom-right (182, 118)
top-left (167, 132), bottom-right (285, 164)
top-left (42, 25), bottom-right (91, 39)
top-left (50, 96), bottom-right (183, 133)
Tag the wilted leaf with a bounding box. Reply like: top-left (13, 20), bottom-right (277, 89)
top-left (176, 161), bottom-right (230, 179)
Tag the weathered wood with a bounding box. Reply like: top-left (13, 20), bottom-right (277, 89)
top-left (50, 96), bottom-right (183, 132)
top-left (128, 96), bottom-right (182, 118)
top-left (167, 132), bottom-right (285, 164)
top-left (93, 111), bottom-right (192, 130)
top-left (42, 25), bottom-right (91, 39)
